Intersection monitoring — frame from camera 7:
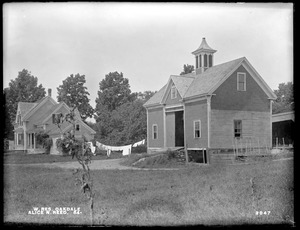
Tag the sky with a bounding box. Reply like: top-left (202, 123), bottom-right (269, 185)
top-left (3, 3), bottom-right (293, 113)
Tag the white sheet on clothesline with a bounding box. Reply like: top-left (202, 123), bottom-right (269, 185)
top-left (96, 141), bottom-right (132, 156)
top-left (132, 139), bottom-right (145, 147)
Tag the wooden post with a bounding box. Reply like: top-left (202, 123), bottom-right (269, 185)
top-left (185, 145), bottom-right (189, 163)
top-left (258, 138), bottom-right (260, 155)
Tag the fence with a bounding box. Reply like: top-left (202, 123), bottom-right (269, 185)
top-left (232, 137), bottom-right (271, 158)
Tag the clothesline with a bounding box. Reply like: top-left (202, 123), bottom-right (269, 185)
top-left (87, 139), bottom-right (145, 157)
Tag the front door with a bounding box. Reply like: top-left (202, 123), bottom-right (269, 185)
top-left (175, 111), bottom-right (184, 147)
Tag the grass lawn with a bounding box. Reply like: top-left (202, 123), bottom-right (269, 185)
top-left (4, 150), bottom-right (124, 164)
top-left (4, 156), bottom-right (294, 226)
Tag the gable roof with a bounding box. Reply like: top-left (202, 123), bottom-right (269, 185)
top-left (184, 57), bottom-right (245, 99)
top-left (170, 75), bottom-right (195, 98)
top-left (22, 96), bottom-right (57, 121)
top-left (18, 102), bottom-right (38, 117)
top-left (144, 57), bottom-right (276, 108)
top-left (144, 84), bottom-right (167, 107)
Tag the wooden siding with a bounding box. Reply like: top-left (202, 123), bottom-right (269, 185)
top-left (148, 107), bottom-right (164, 148)
top-left (210, 109), bottom-right (271, 148)
top-left (211, 65), bottom-right (270, 112)
top-left (185, 100), bottom-right (208, 148)
top-left (166, 112), bottom-right (175, 147)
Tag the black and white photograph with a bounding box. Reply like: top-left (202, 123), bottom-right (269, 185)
top-left (3, 2), bottom-right (294, 227)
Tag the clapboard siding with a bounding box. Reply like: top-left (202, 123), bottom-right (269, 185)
top-left (210, 109), bottom-right (271, 149)
top-left (185, 100), bottom-right (208, 148)
top-left (211, 65), bottom-right (270, 112)
top-left (148, 107), bottom-right (164, 148)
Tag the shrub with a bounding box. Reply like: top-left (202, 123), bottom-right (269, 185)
top-left (93, 146), bottom-right (107, 156)
top-left (4, 138), bottom-right (9, 151)
top-left (36, 131), bottom-right (53, 154)
top-left (131, 144), bottom-right (147, 154)
top-left (166, 149), bottom-right (177, 160)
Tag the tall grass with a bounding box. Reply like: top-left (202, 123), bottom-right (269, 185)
top-left (4, 158), bottom-right (293, 226)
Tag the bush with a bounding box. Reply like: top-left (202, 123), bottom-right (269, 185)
top-left (93, 147), bottom-right (107, 156)
top-left (166, 149), bottom-right (177, 160)
top-left (131, 144), bottom-right (147, 154)
top-left (4, 139), bottom-right (9, 151)
top-left (36, 131), bottom-right (53, 154)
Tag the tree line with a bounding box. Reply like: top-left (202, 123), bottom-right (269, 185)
top-left (3, 69), bottom-right (156, 146)
top-left (3, 65), bottom-right (294, 145)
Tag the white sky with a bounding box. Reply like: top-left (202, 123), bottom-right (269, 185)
top-left (3, 2), bottom-right (293, 110)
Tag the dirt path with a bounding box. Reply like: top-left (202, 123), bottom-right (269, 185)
top-left (6, 158), bottom-right (182, 171)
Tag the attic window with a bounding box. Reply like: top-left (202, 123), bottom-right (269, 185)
top-left (237, 72), bottom-right (246, 91)
top-left (17, 113), bottom-right (22, 125)
top-left (171, 85), bottom-right (177, 99)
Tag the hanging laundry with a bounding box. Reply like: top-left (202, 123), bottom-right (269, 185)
top-left (122, 146), bottom-right (131, 156)
top-left (87, 142), bottom-right (96, 155)
top-left (132, 139), bottom-right (145, 147)
top-left (96, 141), bottom-right (132, 156)
top-left (107, 149), bottom-right (112, 157)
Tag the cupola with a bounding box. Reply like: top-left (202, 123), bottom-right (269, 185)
top-left (192, 38), bottom-right (217, 74)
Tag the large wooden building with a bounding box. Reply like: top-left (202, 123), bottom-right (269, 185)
top-left (143, 38), bottom-right (277, 163)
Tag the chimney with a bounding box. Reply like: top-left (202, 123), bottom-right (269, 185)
top-left (48, 88), bottom-right (52, 97)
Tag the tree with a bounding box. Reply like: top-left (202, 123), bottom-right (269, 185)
top-left (108, 100), bottom-right (147, 146)
top-left (180, 64), bottom-right (194, 75)
top-left (95, 72), bottom-right (135, 113)
top-left (4, 69), bottom-right (46, 138)
top-left (137, 90), bottom-right (157, 103)
top-left (57, 74), bottom-right (94, 121)
top-left (272, 82), bottom-right (294, 114)
top-left (95, 72), bottom-right (146, 145)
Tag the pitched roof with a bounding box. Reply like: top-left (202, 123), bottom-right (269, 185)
top-left (18, 102), bottom-right (38, 117)
top-left (144, 84), bottom-right (167, 107)
top-left (170, 75), bottom-right (195, 98)
top-left (144, 57), bottom-right (245, 107)
top-left (184, 57), bottom-right (244, 98)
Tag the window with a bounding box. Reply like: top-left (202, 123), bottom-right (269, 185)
top-left (209, 55), bottom-right (213, 67)
top-left (171, 85), bottom-right (177, 99)
top-left (75, 124), bottom-right (80, 131)
top-left (204, 54), bottom-right (208, 67)
top-left (17, 133), bottom-right (23, 145)
top-left (17, 113), bottom-right (22, 126)
top-left (194, 120), bottom-right (201, 138)
top-left (234, 120), bottom-right (242, 138)
top-left (52, 113), bottom-right (63, 124)
top-left (152, 124), bottom-right (158, 140)
top-left (237, 72), bottom-right (246, 91)
top-left (199, 54), bottom-right (202, 67)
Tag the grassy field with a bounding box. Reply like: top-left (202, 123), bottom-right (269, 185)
top-left (4, 154), bottom-right (294, 226)
top-left (4, 150), bottom-right (124, 164)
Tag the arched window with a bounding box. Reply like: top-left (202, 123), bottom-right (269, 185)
top-left (209, 55), bottom-right (213, 67)
top-left (204, 54), bottom-right (207, 67)
top-left (199, 55), bottom-right (202, 67)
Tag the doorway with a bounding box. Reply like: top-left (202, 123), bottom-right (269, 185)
top-left (175, 111), bottom-right (184, 147)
